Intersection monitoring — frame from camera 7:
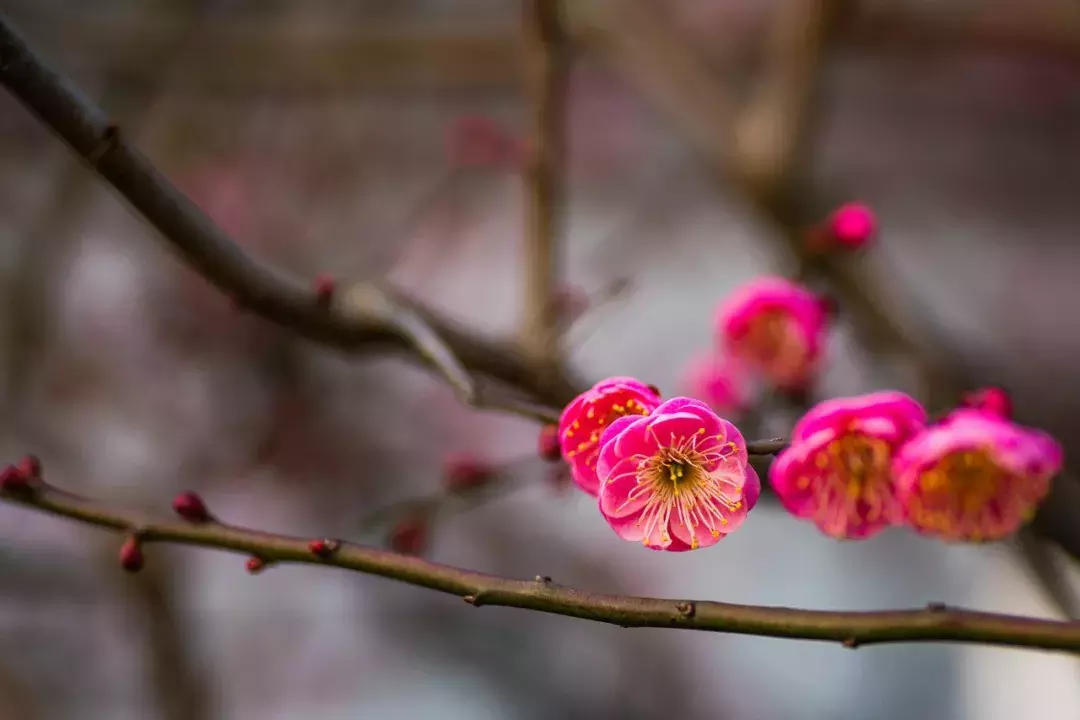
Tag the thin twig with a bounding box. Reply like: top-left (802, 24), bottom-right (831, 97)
top-left (521, 0), bottom-right (568, 367)
top-left (1, 481), bottom-right (1079, 654)
top-left (0, 14), bottom-right (581, 418)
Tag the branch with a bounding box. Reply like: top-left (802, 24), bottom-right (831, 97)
top-left (521, 0), bottom-right (569, 366)
top-left (0, 14), bottom-right (582, 419)
top-left (2, 481), bottom-right (1080, 654)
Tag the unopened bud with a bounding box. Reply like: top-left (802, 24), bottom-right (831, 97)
top-left (0, 464), bottom-right (28, 493)
top-left (313, 274), bottom-right (335, 306)
top-left (389, 515), bottom-right (429, 556)
top-left (119, 537), bottom-right (144, 573)
top-left (17, 454), bottom-right (41, 480)
top-left (308, 538), bottom-right (338, 559)
top-left (171, 491), bottom-right (210, 523)
top-left (827, 203), bottom-right (876, 250)
top-left (443, 453), bottom-right (494, 492)
top-left (246, 556), bottom-right (267, 575)
top-left (538, 425), bottom-right (561, 462)
top-left (960, 386), bottom-right (1013, 420)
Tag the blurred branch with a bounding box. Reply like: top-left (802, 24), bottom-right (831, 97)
top-left (0, 14), bottom-right (582, 419)
top-left (113, 549), bottom-right (214, 720)
top-left (0, 663), bottom-right (37, 720)
top-left (520, 0), bottom-right (568, 367)
top-left (3, 480), bottom-right (1080, 654)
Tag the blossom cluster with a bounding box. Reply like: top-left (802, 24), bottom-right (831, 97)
top-left (558, 379), bottom-right (758, 551)
top-left (556, 377), bottom-right (1061, 550)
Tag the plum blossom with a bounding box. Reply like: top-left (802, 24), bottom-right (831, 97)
top-left (680, 353), bottom-right (753, 417)
top-left (895, 410), bottom-right (1062, 542)
top-left (596, 398), bottom-right (759, 551)
top-left (716, 276), bottom-right (829, 391)
top-left (558, 377), bottom-right (662, 495)
top-left (769, 391), bottom-right (927, 539)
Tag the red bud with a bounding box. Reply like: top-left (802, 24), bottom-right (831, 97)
top-left (443, 453), bottom-right (494, 492)
top-left (313, 274), bottom-right (335, 306)
top-left (246, 556), bottom-right (267, 575)
top-left (17, 454), bottom-right (41, 480)
top-left (119, 537), bottom-right (144, 573)
top-left (171, 491), bottom-right (210, 523)
top-left (960, 387), bottom-right (1013, 420)
top-left (538, 425), bottom-right (561, 462)
top-left (0, 464), bottom-right (27, 493)
top-left (308, 539), bottom-right (337, 559)
top-left (389, 515), bottom-right (429, 556)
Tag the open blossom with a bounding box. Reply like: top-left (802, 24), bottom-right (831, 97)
top-left (558, 377), bottom-right (662, 495)
top-left (716, 276), bottom-right (829, 391)
top-left (895, 410), bottom-right (1062, 542)
top-left (680, 353), bottom-right (754, 417)
top-left (769, 391), bottom-right (926, 539)
top-left (596, 398), bottom-right (759, 551)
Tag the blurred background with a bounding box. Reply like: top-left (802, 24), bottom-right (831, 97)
top-left (2, 0), bottom-right (1080, 718)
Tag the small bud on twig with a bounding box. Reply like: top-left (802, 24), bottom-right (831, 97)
top-left (313, 274), bottom-right (335, 307)
top-left (0, 464), bottom-right (28, 493)
top-left (443, 453), bottom-right (494, 492)
top-left (246, 556), bottom-right (267, 575)
top-left (171, 491), bottom-right (211, 523)
top-left (17, 454), bottom-right (41, 481)
top-left (308, 538), bottom-right (339, 559)
top-left (119, 536), bottom-right (144, 573)
top-left (827, 203), bottom-right (876, 250)
top-left (389, 514), bottom-right (429, 556)
top-left (538, 425), bottom-right (561, 462)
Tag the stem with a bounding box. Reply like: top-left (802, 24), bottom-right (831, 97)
top-left (0, 13), bottom-right (580, 416)
top-left (521, 0), bottom-right (568, 367)
top-left (3, 481), bottom-right (1080, 654)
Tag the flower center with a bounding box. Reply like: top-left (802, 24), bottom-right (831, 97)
top-left (910, 449), bottom-right (1012, 540)
top-left (800, 433), bottom-right (892, 532)
top-left (740, 310), bottom-right (807, 379)
top-left (920, 450), bottom-right (1003, 514)
top-left (626, 435), bottom-right (744, 549)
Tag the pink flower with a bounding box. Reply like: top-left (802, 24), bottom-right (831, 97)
top-left (558, 378), bottom-right (662, 495)
top-left (716, 276), bottom-right (829, 391)
top-left (769, 391), bottom-right (927, 539)
top-left (895, 411), bottom-right (1062, 542)
top-left (680, 353), bottom-right (754, 417)
top-left (959, 386), bottom-right (1013, 420)
top-left (596, 398), bottom-right (758, 551)
top-left (828, 203), bottom-right (876, 249)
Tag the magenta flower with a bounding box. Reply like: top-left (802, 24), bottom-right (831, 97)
top-left (595, 398), bottom-right (759, 551)
top-left (680, 353), bottom-right (753, 417)
top-left (558, 377), bottom-right (662, 496)
top-left (716, 276), bottom-right (829, 391)
top-left (828, 202), bottom-right (877, 249)
top-left (895, 410), bottom-right (1063, 542)
top-left (769, 391), bottom-right (926, 539)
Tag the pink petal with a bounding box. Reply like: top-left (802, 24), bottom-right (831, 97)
top-left (598, 458), bottom-right (651, 518)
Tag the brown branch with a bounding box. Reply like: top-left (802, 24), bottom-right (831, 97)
top-left (521, 0), bottom-right (569, 367)
top-left (0, 13), bottom-right (582, 420)
top-left (2, 480), bottom-right (1079, 654)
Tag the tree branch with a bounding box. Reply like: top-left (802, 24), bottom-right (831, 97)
top-left (0, 13), bottom-right (581, 419)
top-left (2, 480), bottom-right (1079, 654)
top-left (521, 0), bottom-right (569, 367)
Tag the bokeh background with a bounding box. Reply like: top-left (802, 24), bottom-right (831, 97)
top-left (2, 1), bottom-right (1080, 718)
